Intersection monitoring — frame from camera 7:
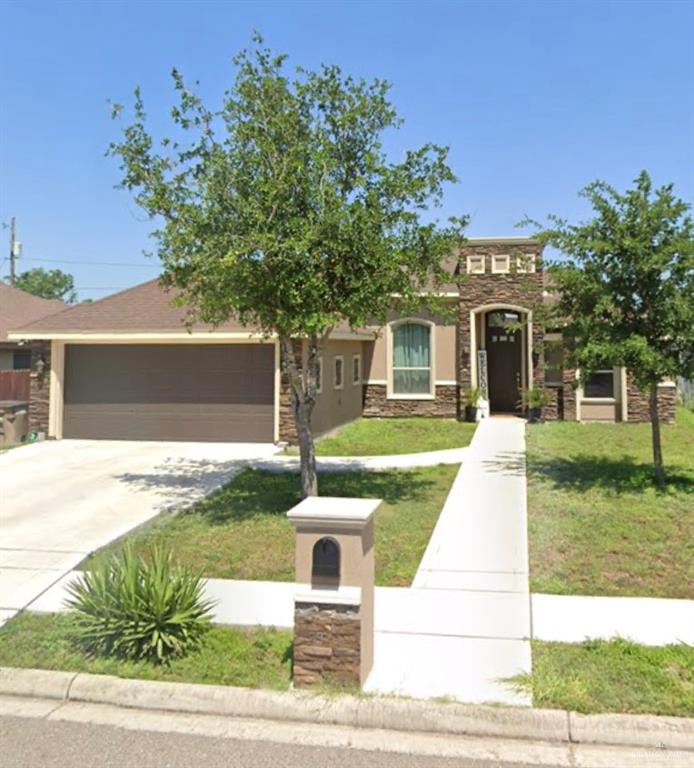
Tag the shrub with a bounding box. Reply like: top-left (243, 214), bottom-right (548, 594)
top-left (66, 545), bottom-right (215, 663)
top-left (520, 387), bottom-right (552, 409)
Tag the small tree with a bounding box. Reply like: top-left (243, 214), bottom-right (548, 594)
top-left (525, 171), bottom-right (694, 487)
top-left (109, 37), bottom-right (464, 497)
top-left (14, 267), bottom-right (76, 303)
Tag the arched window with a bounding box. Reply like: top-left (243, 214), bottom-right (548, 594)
top-left (392, 322), bottom-right (432, 395)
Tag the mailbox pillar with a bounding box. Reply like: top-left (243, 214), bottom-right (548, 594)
top-left (287, 496), bottom-right (380, 688)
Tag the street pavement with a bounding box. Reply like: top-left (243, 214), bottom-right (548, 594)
top-left (0, 715), bottom-right (548, 768)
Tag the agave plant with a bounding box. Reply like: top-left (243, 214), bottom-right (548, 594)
top-left (66, 545), bottom-right (215, 664)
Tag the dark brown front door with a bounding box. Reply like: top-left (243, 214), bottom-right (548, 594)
top-left (63, 343), bottom-right (274, 442)
top-left (485, 311), bottom-right (522, 413)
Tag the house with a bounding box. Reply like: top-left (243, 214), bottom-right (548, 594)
top-left (0, 282), bottom-right (64, 371)
top-left (7, 237), bottom-right (676, 443)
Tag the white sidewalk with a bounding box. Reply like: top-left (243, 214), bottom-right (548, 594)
top-left (366, 418), bottom-right (532, 705)
top-left (251, 446), bottom-right (467, 473)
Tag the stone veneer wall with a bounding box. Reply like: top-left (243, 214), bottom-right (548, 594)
top-left (626, 375), bottom-right (677, 424)
top-left (362, 384), bottom-right (458, 418)
top-left (458, 243), bottom-right (545, 395)
top-left (543, 386), bottom-right (563, 421)
top-left (29, 340), bottom-right (51, 436)
top-left (560, 367), bottom-right (577, 421)
top-left (293, 603), bottom-right (361, 687)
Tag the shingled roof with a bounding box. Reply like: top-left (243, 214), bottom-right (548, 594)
top-left (9, 279), bottom-right (256, 335)
top-left (0, 282), bottom-right (65, 341)
top-left (8, 278), bottom-right (372, 338)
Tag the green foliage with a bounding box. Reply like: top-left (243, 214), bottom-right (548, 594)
top-left (307, 417), bottom-right (476, 456)
top-left (85, 466), bottom-right (458, 587)
top-left (525, 171), bottom-right (694, 390)
top-left (512, 639), bottom-right (694, 717)
top-left (107, 35), bottom-right (467, 496)
top-left (526, 408), bottom-right (694, 598)
top-left (463, 387), bottom-right (482, 407)
top-left (520, 386), bottom-right (551, 409)
top-left (66, 545), bottom-right (215, 664)
top-left (108, 35), bottom-right (464, 337)
top-left (0, 613), bottom-right (292, 690)
top-left (14, 267), bottom-right (76, 303)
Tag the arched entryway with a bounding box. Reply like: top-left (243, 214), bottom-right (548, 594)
top-left (469, 304), bottom-right (533, 414)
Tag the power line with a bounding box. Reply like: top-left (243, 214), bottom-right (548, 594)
top-left (22, 257), bottom-right (159, 268)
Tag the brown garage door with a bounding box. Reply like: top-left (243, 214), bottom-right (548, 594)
top-left (63, 344), bottom-right (275, 442)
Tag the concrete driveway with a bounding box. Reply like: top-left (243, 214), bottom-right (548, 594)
top-left (0, 439), bottom-right (279, 625)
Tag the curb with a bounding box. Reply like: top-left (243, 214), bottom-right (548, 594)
top-left (1, 667), bottom-right (693, 750)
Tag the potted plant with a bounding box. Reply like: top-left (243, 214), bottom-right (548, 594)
top-left (463, 387), bottom-right (482, 422)
top-left (520, 387), bottom-right (551, 424)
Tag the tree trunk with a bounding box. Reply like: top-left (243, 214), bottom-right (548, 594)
top-left (649, 380), bottom-right (665, 489)
top-left (280, 335), bottom-right (319, 498)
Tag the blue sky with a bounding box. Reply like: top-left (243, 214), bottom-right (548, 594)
top-left (1, 0), bottom-right (692, 301)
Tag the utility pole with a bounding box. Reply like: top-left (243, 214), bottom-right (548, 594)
top-left (9, 216), bottom-right (20, 286)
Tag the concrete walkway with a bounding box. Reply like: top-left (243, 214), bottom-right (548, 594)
top-left (12, 421), bottom-right (529, 705)
top-left (252, 446), bottom-right (468, 473)
top-left (366, 418), bottom-right (531, 705)
top-left (532, 593), bottom-right (694, 646)
top-left (0, 439), bottom-right (279, 627)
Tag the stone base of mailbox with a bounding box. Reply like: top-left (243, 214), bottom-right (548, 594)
top-left (293, 587), bottom-right (363, 688)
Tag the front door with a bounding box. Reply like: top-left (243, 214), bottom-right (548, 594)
top-left (485, 311), bottom-right (522, 413)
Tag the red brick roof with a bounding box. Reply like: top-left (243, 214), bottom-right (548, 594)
top-left (0, 282), bottom-right (65, 341)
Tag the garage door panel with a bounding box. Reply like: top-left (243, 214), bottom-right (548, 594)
top-left (63, 408), bottom-right (273, 442)
top-left (63, 344), bottom-right (275, 442)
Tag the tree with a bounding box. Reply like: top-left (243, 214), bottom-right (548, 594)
top-left (109, 37), bottom-right (464, 497)
top-left (14, 267), bottom-right (77, 303)
top-left (525, 171), bottom-right (694, 487)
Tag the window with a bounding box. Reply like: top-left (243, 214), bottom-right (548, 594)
top-left (516, 253), bottom-right (536, 273)
top-left (584, 370), bottom-right (614, 398)
top-left (316, 356), bottom-right (323, 394)
top-left (544, 342), bottom-right (563, 386)
top-left (333, 356), bottom-right (344, 389)
top-left (352, 354), bottom-right (361, 385)
top-left (392, 322), bottom-right (432, 395)
top-left (492, 254), bottom-right (510, 274)
top-left (12, 350), bottom-right (31, 370)
top-left (467, 254), bottom-right (485, 274)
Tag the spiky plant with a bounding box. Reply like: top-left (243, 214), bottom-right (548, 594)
top-left (66, 545), bottom-right (215, 663)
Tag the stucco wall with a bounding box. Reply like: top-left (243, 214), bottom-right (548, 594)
top-left (362, 307), bottom-right (458, 384)
top-left (580, 402), bottom-right (618, 421)
top-left (279, 339), bottom-right (365, 444)
top-left (312, 340), bottom-right (364, 436)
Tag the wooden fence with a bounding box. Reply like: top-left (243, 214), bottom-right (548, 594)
top-left (0, 370), bottom-right (30, 401)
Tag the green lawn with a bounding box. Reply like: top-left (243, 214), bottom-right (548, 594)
top-left (526, 407), bottom-right (694, 598)
top-left (512, 639), bottom-right (694, 717)
top-left (87, 465), bottom-right (458, 587)
top-left (297, 418), bottom-right (476, 456)
top-left (0, 612), bottom-right (292, 690)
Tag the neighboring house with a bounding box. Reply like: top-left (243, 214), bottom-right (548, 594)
top-left (7, 237), bottom-right (676, 444)
top-left (0, 282), bottom-right (63, 371)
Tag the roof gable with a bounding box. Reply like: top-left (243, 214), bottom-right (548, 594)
top-left (0, 282), bottom-right (65, 341)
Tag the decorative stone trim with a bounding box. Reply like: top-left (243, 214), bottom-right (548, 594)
top-left (363, 383), bottom-right (458, 418)
top-left (29, 340), bottom-right (51, 436)
top-left (458, 243), bottom-right (545, 395)
top-left (626, 374), bottom-right (676, 424)
top-left (293, 602), bottom-right (362, 687)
